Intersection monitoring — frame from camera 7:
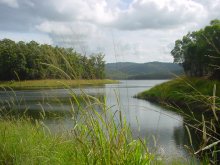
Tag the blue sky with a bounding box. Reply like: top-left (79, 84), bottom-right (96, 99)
top-left (0, 0), bottom-right (220, 63)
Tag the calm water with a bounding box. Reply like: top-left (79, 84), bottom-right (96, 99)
top-left (0, 80), bottom-right (196, 160)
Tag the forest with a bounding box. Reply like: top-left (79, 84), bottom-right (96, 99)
top-left (0, 39), bottom-right (105, 81)
top-left (171, 19), bottom-right (220, 79)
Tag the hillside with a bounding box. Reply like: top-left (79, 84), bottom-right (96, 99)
top-left (105, 62), bottom-right (184, 79)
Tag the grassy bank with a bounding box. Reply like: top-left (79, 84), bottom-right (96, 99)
top-left (0, 79), bottom-right (118, 90)
top-left (136, 76), bottom-right (220, 163)
top-left (136, 76), bottom-right (220, 111)
top-left (0, 117), bottom-right (194, 165)
top-left (0, 89), bottom-right (155, 164)
top-left (0, 117), bottom-right (156, 164)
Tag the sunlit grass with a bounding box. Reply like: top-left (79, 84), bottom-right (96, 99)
top-left (0, 79), bottom-right (118, 90)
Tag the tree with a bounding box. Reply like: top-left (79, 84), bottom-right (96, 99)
top-left (171, 20), bottom-right (220, 79)
top-left (0, 39), bottom-right (106, 80)
top-left (0, 39), bottom-right (21, 80)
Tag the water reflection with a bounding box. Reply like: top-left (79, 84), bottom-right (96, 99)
top-left (0, 80), bottom-right (197, 160)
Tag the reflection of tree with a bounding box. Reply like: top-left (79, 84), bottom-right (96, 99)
top-left (173, 120), bottom-right (201, 152)
top-left (173, 126), bottom-right (187, 146)
top-left (0, 87), bottom-right (106, 121)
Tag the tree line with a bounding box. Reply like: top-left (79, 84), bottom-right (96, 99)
top-left (171, 19), bottom-right (220, 79)
top-left (0, 39), bottom-right (105, 81)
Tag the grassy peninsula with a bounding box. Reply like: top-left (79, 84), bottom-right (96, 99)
top-left (136, 77), bottom-right (220, 111)
top-left (0, 79), bottom-right (117, 90)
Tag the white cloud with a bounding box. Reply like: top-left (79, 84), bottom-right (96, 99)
top-left (0, 0), bottom-right (219, 63)
top-left (50, 0), bottom-right (116, 24)
top-left (36, 21), bottom-right (73, 35)
top-left (110, 0), bottom-right (207, 30)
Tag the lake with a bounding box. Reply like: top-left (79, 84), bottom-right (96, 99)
top-left (0, 80), bottom-right (197, 161)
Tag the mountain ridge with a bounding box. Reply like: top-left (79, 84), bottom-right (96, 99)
top-left (105, 62), bottom-right (184, 80)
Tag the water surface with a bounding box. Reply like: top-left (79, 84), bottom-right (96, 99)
top-left (0, 80), bottom-right (195, 160)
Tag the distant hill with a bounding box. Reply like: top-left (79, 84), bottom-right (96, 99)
top-left (105, 62), bottom-right (184, 79)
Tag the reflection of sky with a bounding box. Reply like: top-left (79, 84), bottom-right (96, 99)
top-left (103, 80), bottom-right (189, 158)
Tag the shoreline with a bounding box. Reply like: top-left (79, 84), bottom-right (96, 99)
top-left (0, 79), bottom-right (118, 90)
top-left (135, 76), bottom-right (220, 114)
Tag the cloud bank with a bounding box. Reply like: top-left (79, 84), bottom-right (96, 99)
top-left (0, 0), bottom-right (220, 62)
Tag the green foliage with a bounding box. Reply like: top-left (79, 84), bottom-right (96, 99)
top-left (171, 19), bottom-right (220, 79)
top-left (0, 39), bottom-right (105, 81)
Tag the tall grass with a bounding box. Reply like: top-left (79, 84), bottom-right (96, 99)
top-left (0, 87), bottom-right (157, 164)
top-left (136, 76), bottom-right (220, 164)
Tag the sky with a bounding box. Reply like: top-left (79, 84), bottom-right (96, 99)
top-left (0, 0), bottom-right (220, 63)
